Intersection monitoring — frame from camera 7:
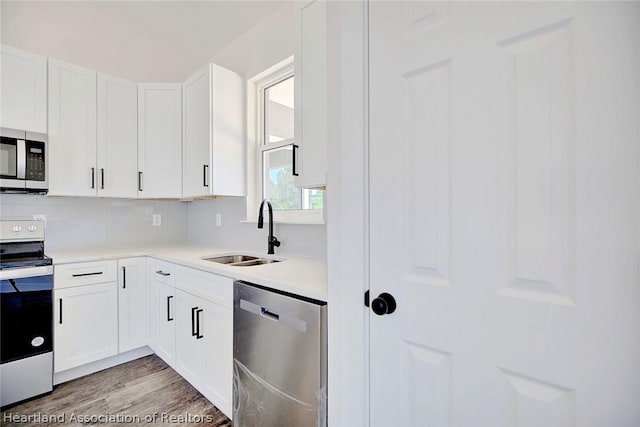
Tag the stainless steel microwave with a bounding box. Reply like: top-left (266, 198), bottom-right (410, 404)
top-left (0, 127), bottom-right (47, 193)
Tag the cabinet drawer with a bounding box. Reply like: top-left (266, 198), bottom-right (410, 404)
top-left (175, 266), bottom-right (232, 308)
top-left (151, 259), bottom-right (175, 285)
top-left (55, 260), bottom-right (117, 288)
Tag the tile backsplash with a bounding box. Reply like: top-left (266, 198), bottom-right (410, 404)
top-left (0, 195), bottom-right (325, 259)
top-left (0, 194), bottom-right (188, 251)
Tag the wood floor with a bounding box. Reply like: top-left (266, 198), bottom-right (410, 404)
top-left (1, 355), bottom-right (232, 427)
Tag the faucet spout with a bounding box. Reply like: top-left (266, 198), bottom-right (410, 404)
top-left (258, 199), bottom-right (280, 254)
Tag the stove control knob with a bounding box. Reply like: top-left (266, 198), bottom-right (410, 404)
top-left (28, 225), bottom-right (37, 232)
top-left (12, 225), bottom-right (22, 232)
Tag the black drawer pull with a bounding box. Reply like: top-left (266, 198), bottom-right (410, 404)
top-left (196, 309), bottom-right (204, 339)
top-left (191, 307), bottom-right (198, 336)
top-left (59, 298), bottom-right (63, 324)
top-left (72, 271), bottom-right (103, 278)
top-left (167, 295), bottom-right (174, 321)
top-left (156, 270), bottom-right (171, 277)
top-left (122, 266), bottom-right (126, 289)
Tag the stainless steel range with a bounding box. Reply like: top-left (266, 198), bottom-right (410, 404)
top-left (0, 220), bottom-right (53, 407)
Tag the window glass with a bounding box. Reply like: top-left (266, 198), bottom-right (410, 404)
top-left (263, 145), bottom-right (302, 210)
top-left (264, 76), bottom-right (294, 143)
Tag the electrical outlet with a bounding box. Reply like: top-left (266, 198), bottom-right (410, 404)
top-left (216, 213), bottom-right (222, 227)
top-left (33, 214), bottom-right (47, 228)
top-left (152, 214), bottom-right (162, 227)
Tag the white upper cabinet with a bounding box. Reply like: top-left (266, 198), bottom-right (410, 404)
top-left (137, 83), bottom-right (182, 199)
top-left (97, 73), bottom-right (138, 198)
top-left (49, 62), bottom-right (139, 198)
top-left (294, 0), bottom-right (328, 189)
top-left (182, 64), bottom-right (244, 198)
top-left (0, 45), bottom-right (47, 133)
top-left (48, 59), bottom-right (97, 197)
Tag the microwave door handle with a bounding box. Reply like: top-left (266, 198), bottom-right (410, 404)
top-left (16, 140), bottom-right (26, 179)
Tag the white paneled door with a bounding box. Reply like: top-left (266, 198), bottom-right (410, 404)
top-left (369, 2), bottom-right (639, 426)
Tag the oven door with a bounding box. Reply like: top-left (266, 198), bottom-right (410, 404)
top-left (0, 266), bottom-right (53, 364)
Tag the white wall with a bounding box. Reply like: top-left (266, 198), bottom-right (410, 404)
top-left (208, 3), bottom-right (295, 79)
top-left (0, 194), bottom-right (187, 251)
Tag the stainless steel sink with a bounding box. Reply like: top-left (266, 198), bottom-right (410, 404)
top-left (232, 259), bottom-right (281, 267)
top-left (202, 255), bottom-right (258, 264)
top-left (202, 254), bottom-right (281, 267)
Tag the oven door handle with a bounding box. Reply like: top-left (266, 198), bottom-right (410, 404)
top-left (0, 266), bottom-right (53, 280)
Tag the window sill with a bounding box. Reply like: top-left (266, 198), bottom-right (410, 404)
top-left (240, 219), bottom-right (325, 226)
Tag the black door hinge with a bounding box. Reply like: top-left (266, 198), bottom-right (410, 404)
top-left (364, 289), bottom-right (370, 308)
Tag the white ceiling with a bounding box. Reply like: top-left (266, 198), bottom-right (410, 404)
top-left (0, 1), bottom-right (287, 82)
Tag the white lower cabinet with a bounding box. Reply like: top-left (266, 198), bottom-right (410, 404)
top-left (149, 261), bottom-right (176, 365)
top-left (118, 257), bottom-right (148, 353)
top-left (54, 282), bottom-right (118, 372)
top-left (174, 289), bottom-right (205, 384)
top-left (54, 257), bottom-right (233, 418)
top-left (174, 289), bottom-right (232, 418)
top-left (201, 298), bottom-right (232, 415)
top-left (175, 266), bottom-right (232, 416)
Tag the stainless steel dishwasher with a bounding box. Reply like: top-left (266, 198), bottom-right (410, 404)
top-left (233, 280), bottom-right (327, 427)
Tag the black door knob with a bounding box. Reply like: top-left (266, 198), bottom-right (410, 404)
top-left (371, 293), bottom-right (397, 316)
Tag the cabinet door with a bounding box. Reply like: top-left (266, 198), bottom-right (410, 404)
top-left (138, 83), bottom-right (182, 199)
top-left (153, 280), bottom-right (176, 366)
top-left (182, 65), bottom-right (212, 198)
top-left (97, 73), bottom-right (138, 198)
top-left (48, 59), bottom-right (97, 197)
top-left (118, 257), bottom-right (148, 353)
top-left (0, 45), bottom-right (47, 133)
top-left (294, 0), bottom-right (328, 189)
top-left (174, 289), bottom-right (205, 386)
top-left (54, 282), bottom-right (118, 372)
top-left (211, 64), bottom-right (244, 197)
top-left (202, 301), bottom-right (233, 418)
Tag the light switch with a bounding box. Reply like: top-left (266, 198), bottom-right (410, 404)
top-left (216, 213), bottom-right (222, 227)
top-left (153, 214), bottom-right (162, 227)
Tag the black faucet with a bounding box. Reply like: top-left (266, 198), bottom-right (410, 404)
top-left (258, 199), bottom-right (280, 254)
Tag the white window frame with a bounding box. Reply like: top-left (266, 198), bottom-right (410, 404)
top-left (245, 56), bottom-right (324, 225)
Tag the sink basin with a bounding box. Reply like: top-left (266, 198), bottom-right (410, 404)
top-left (202, 254), bottom-right (282, 267)
top-left (202, 255), bottom-right (258, 264)
top-left (232, 259), bottom-right (281, 267)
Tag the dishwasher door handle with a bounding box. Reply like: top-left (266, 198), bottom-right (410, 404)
top-left (260, 307), bottom-right (280, 322)
top-left (239, 299), bottom-right (307, 333)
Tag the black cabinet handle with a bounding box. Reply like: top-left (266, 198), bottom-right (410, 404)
top-left (203, 165), bottom-right (209, 187)
top-left (91, 167), bottom-right (95, 189)
top-left (138, 171), bottom-right (143, 192)
top-left (196, 309), bottom-right (204, 339)
top-left (122, 266), bottom-right (126, 289)
top-left (155, 270), bottom-right (170, 276)
top-left (100, 168), bottom-right (105, 189)
top-left (191, 307), bottom-right (198, 336)
top-left (59, 298), bottom-right (63, 324)
top-left (292, 144), bottom-right (299, 176)
top-left (72, 271), bottom-right (103, 278)
top-left (167, 295), bottom-right (174, 321)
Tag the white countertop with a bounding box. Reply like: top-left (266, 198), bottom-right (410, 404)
top-left (47, 246), bottom-right (327, 302)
